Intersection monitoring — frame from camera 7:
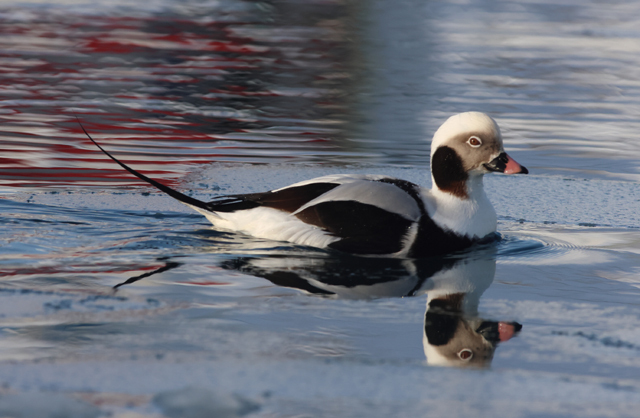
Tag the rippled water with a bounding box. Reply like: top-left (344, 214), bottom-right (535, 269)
top-left (2, 0), bottom-right (640, 417)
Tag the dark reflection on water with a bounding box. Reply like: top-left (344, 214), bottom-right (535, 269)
top-left (113, 246), bottom-right (522, 368)
top-left (222, 250), bottom-right (522, 368)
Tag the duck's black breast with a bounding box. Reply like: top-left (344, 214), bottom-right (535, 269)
top-left (362, 179), bottom-right (480, 257)
top-left (408, 215), bottom-right (476, 258)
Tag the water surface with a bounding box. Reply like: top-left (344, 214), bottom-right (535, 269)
top-left (1, 1), bottom-right (640, 417)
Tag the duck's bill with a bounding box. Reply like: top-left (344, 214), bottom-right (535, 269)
top-left (477, 320), bottom-right (523, 344)
top-left (498, 321), bottom-right (523, 342)
top-left (484, 152), bottom-right (528, 174)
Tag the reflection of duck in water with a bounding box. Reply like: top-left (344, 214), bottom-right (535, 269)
top-left (420, 257), bottom-right (521, 367)
top-left (218, 251), bottom-right (521, 367)
top-left (114, 250), bottom-right (521, 368)
top-left (114, 250), bottom-right (522, 367)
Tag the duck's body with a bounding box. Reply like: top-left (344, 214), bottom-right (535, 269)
top-left (83, 112), bottom-right (527, 258)
top-left (194, 173), bottom-right (494, 257)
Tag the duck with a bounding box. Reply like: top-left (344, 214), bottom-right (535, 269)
top-left (82, 111), bottom-right (527, 258)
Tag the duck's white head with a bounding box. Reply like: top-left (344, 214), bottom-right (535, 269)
top-left (429, 112), bottom-right (527, 198)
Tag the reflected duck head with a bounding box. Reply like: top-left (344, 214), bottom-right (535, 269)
top-left (423, 294), bottom-right (522, 368)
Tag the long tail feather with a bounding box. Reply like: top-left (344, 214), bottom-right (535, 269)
top-left (78, 119), bottom-right (211, 212)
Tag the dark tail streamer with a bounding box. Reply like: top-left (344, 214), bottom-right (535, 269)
top-left (77, 117), bottom-right (210, 211)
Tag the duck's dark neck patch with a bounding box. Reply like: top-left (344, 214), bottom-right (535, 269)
top-left (431, 146), bottom-right (468, 199)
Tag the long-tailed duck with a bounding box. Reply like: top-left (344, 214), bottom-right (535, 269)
top-left (82, 111), bottom-right (527, 257)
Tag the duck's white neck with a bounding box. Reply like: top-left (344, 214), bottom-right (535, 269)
top-left (428, 174), bottom-right (497, 239)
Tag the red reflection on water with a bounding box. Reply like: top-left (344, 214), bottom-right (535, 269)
top-left (0, 3), bottom-right (352, 187)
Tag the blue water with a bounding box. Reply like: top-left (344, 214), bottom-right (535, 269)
top-left (2, 0), bottom-right (640, 417)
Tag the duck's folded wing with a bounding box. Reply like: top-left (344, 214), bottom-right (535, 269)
top-left (297, 200), bottom-right (414, 254)
top-left (208, 177), bottom-right (426, 255)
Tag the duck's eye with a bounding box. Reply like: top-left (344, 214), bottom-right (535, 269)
top-left (458, 348), bottom-right (474, 361)
top-left (467, 136), bottom-right (482, 148)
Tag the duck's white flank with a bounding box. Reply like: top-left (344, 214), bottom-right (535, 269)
top-left (190, 204), bottom-right (341, 249)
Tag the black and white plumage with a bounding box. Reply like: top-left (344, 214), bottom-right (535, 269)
top-left (83, 112), bottom-right (528, 258)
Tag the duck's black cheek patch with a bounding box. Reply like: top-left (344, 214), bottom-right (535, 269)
top-left (425, 310), bottom-right (460, 346)
top-left (424, 296), bottom-right (466, 345)
top-left (431, 146), bottom-right (468, 198)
